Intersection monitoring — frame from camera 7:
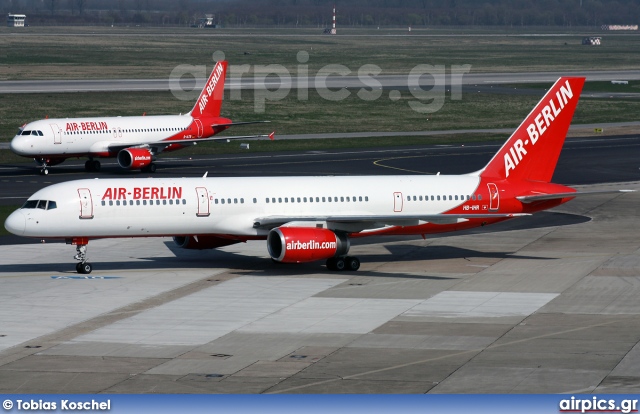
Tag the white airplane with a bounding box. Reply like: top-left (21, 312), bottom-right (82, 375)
top-left (9, 60), bottom-right (273, 175)
top-left (4, 77), bottom-right (634, 274)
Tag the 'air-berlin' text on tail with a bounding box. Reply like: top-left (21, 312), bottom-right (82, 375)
top-left (479, 77), bottom-right (585, 183)
top-left (190, 60), bottom-right (228, 119)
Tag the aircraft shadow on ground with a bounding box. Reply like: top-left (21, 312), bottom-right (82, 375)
top-left (0, 242), bottom-right (553, 278)
top-left (0, 211), bottom-right (589, 276)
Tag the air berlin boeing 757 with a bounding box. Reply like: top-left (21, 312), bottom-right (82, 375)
top-left (9, 60), bottom-right (273, 175)
top-left (4, 77), bottom-right (634, 273)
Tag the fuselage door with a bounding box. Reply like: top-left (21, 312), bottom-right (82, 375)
top-left (393, 192), bottom-right (403, 212)
top-left (488, 183), bottom-right (499, 211)
top-left (78, 188), bottom-right (94, 219)
top-left (196, 187), bottom-right (210, 217)
top-left (194, 119), bottom-right (204, 138)
top-left (49, 123), bottom-right (61, 144)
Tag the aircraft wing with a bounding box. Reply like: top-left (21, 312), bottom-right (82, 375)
top-left (105, 131), bottom-right (275, 154)
top-left (517, 189), bottom-right (635, 203)
top-left (252, 213), bottom-right (529, 231)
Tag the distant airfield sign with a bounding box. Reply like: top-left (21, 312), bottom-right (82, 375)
top-left (601, 25), bottom-right (638, 30)
top-left (582, 37), bottom-right (602, 45)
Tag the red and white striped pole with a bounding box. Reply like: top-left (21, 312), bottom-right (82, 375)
top-left (331, 4), bottom-right (336, 34)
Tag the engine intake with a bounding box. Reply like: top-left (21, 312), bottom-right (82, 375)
top-left (267, 227), bottom-right (349, 263)
top-left (117, 148), bottom-right (153, 170)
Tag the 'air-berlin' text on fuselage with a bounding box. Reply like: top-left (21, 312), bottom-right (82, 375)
top-left (66, 122), bottom-right (109, 132)
top-left (197, 63), bottom-right (224, 115)
top-left (101, 187), bottom-right (183, 200)
top-left (504, 80), bottom-right (574, 177)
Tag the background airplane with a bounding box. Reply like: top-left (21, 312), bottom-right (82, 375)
top-left (4, 77), bottom-right (634, 274)
top-left (9, 60), bottom-right (273, 175)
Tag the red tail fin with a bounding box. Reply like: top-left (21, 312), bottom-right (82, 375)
top-left (191, 61), bottom-right (227, 118)
top-left (480, 77), bottom-right (585, 183)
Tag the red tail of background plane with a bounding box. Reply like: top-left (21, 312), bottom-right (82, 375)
top-left (190, 60), bottom-right (228, 119)
top-left (479, 77), bottom-right (585, 183)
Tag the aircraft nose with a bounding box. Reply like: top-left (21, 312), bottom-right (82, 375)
top-left (4, 210), bottom-right (26, 236)
top-left (10, 136), bottom-right (30, 156)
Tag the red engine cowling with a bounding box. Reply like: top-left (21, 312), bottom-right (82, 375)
top-left (117, 148), bottom-right (153, 170)
top-left (173, 235), bottom-right (240, 250)
top-left (267, 227), bottom-right (350, 263)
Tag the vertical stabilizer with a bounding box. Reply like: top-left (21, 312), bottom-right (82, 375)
top-left (480, 77), bottom-right (585, 183)
top-left (191, 60), bottom-right (227, 118)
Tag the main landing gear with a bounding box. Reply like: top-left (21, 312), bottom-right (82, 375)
top-left (141, 163), bottom-right (157, 173)
top-left (326, 256), bottom-right (360, 271)
top-left (85, 159), bottom-right (101, 172)
top-left (70, 239), bottom-right (93, 274)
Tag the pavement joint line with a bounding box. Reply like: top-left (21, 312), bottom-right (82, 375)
top-left (0, 269), bottom-right (234, 367)
top-left (268, 317), bottom-right (625, 394)
top-left (269, 198), bottom-right (627, 394)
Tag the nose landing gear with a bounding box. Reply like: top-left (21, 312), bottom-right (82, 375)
top-left (69, 238), bottom-right (92, 274)
top-left (35, 158), bottom-right (49, 175)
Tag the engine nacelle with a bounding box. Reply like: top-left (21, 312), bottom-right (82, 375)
top-left (117, 148), bottom-right (153, 170)
top-left (267, 227), bottom-right (350, 263)
top-left (173, 235), bottom-right (240, 250)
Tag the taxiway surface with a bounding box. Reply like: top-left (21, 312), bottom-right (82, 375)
top-left (0, 140), bottom-right (639, 393)
top-left (1, 135), bottom-right (638, 208)
top-left (3, 70), bottom-right (640, 93)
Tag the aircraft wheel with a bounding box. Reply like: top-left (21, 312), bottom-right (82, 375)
top-left (334, 257), bottom-right (346, 271)
top-left (147, 163), bottom-right (157, 173)
top-left (85, 160), bottom-right (93, 172)
top-left (76, 263), bottom-right (82, 273)
top-left (78, 262), bottom-right (92, 274)
top-left (39, 169), bottom-right (48, 175)
top-left (93, 160), bottom-right (101, 172)
top-left (345, 256), bottom-right (360, 271)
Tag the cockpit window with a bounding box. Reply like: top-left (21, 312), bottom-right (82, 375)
top-left (31, 130), bottom-right (39, 136)
top-left (21, 200), bottom-right (57, 210)
top-left (21, 130), bottom-right (31, 135)
top-left (38, 130), bottom-right (44, 136)
top-left (22, 200), bottom-right (38, 209)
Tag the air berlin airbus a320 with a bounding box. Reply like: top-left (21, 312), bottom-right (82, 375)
top-left (4, 77), bottom-right (633, 273)
top-left (9, 61), bottom-right (272, 175)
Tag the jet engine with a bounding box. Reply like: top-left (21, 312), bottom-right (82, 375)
top-left (267, 227), bottom-right (349, 263)
top-left (173, 235), bottom-right (240, 250)
top-left (117, 148), bottom-right (153, 170)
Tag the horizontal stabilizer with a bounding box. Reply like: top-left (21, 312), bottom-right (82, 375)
top-left (517, 189), bottom-right (635, 203)
top-left (212, 121), bottom-right (271, 128)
